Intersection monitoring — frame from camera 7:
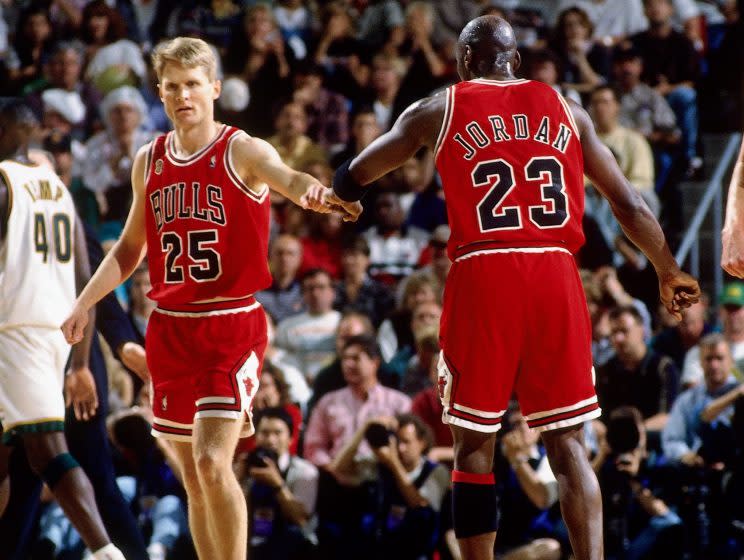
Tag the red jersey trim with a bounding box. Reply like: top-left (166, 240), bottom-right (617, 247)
top-left (164, 124), bottom-right (229, 166)
top-left (154, 295), bottom-right (260, 315)
top-left (556, 93), bottom-right (581, 139)
top-left (224, 132), bottom-right (269, 203)
top-left (434, 86), bottom-right (454, 161)
top-left (471, 78), bottom-right (528, 87)
top-left (143, 140), bottom-right (155, 185)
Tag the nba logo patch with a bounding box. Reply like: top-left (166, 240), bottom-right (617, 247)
top-left (209, 155), bottom-right (216, 168)
top-left (155, 159), bottom-right (163, 175)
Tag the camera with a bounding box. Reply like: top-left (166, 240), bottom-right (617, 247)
top-left (364, 422), bottom-right (394, 449)
top-left (247, 446), bottom-right (279, 468)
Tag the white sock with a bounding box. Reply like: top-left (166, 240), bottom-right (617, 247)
top-left (91, 543), bottom-right (126, 560)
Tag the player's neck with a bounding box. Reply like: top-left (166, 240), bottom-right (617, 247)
top-left (172, 120), bottom-right (221, 157)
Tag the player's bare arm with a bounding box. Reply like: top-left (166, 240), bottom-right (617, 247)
top-left (61, 144), bottom-right (149, 344)
top-left (229, 133), bottom-right (354, 218)
top-left (722, 137), bottom-right (744, 278)
top-left (569, 99), bottom-right (701, 318)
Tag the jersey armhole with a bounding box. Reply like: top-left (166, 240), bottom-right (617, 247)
top-left (143, 139), bottom-right (157, 185)
top-left (224, 131), bottom-right (269, 204)
top-left (434, 86), bottom-right (455, 162)
top-left (0, 167), bottom-right (11, 236)
top-left (557, 93), bottom-right (581, 140)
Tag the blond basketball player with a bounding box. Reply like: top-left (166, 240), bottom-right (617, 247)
top-left (62, 38), bottom-right (359, 560)
top-left (0, 100), bottom-right (124, 559)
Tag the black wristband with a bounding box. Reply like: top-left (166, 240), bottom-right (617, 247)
top-left (332, 157), bottom-right (366, 202)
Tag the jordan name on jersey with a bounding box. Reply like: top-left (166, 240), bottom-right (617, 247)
top-left (149, 182), bottom-right (226, 232)
top-left (452, 114), bottom-right (574, 161)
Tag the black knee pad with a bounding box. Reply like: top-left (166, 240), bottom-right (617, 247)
top-left (452, 474), bottom-right (499, 539)
top-left (41, 453), bottom-right (80, 489)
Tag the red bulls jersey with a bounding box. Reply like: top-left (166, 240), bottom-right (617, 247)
top-left (144, 124), bottom-right (271, 310)
top-left (435, 79), bottom-right (585, 261)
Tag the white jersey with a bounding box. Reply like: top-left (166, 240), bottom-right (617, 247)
top-left (0, 160), bottom-right (76, 329)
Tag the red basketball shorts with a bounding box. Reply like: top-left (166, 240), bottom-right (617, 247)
top-left (146, 299), bottom-right (267, 442)
top-left (438, 247), bottom-right (600, 433)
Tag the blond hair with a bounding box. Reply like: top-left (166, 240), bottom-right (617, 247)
top-left (151, 37), bottom-right (217, 82)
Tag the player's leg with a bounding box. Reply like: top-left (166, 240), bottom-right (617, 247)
top-left (170, 440), bottom-right (218, 559)
top-left (0, 435), bottom-right (9, 516)
top-left (450, 425), bottom-right (499, 560)
top-left (192, 416), bottom-right (247, 560)
top-left (22, 430), bottom-right (124, 559)
top-left (541, 425), bottom-right (603, 560)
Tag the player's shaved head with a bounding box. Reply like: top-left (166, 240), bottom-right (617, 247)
top-left (456, 15), bottom-right (520, 81)
top-left (0, 98), bottom-right (38, 160)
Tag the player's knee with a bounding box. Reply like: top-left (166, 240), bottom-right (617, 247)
top-left (194, 448), bottom-right (231, 485)
top-left (451, 470), bottom-right (499, 539)
top-left (32, 452), bottom-right (81, 490)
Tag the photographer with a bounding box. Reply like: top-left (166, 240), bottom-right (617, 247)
top-left (327, 414), bottom-right (449, 560)
top-left (596, 407), bottom-right (682, 560)
top-left (242, 407), bottom-right (318, 560)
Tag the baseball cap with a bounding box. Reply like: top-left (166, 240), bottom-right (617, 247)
top-left (720, 282), bottom-right (744, 307)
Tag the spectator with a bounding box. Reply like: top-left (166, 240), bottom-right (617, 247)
top-left (390, 1), bottom-right (449, 122)
top-left (127, 264), bottom-right (154, 338)
top-left (652, 298), bottom-right (712, 386)
top-left (39, 88), bottom-right (88, 173)
top-left (524, 48), bottom-right (581, 104)
top-left (551, 7), bottom-right (612, 97)
top-left (82, 1), bottom-right (146, 95)
top-left (176, 0), bottom-right (243, 54)
top-left (362, 191), bottom-right (429, 286)
top-left (267, 101), bottom-right (327, 170)
top-left (588, 85), bottom-right (659, 215)
top-left (274, 268), bottom-right (341, 383)
top-left (495, 408), bottom-right (563, 559)
top-left (411, 225), bottom-right (451, 296)
top-left (273, 0), bottom-right (313, 61)
top-left (334, 236), bottom-right (396, 328)
top-left (263, 312), bottom-right (312, 410)
top-left (9, 4), bottom-right (55, 90)
top-left (582, 269), bottom-right (615, 367)
top-left (304, 334), bottom-right (411, 468)
top-left (307, 311), bottom-right (385, 416)
top-left (357, 0), bottom-right (405, 52)
top-left (365, 53), bottom-right (406, 132)
top-left (662, 334), bottom-right (739, 466)
top-left (328, 413), bottom-right (450, 560)
top-left (82, 85), bottom-right (156, 226)
top-left (596, 305), bottom-right (679, 431)
top-left (632, 0), bottom-right (701, 176)
top-left (411, 353), bottom-right (454, 462)
top-left (241, 407), bottom-right (319, 559)
top-left (312, 1), bottom-right (370, 101)
top-left (24, 40), bottom-right (102, 138)
top-left (256, 234), bottom-right (305, 324)
top-left (681, 282), bottom-right (744, 385)
top-left (596, 406), bottom-right (684, 559)
top-left (291, 62), bottom-right (349, 153)
top-left (378, 272), bottom-right (439, 362)
top-left (224, 3), bottom-right (293, 137)
top-left (399, 153), bottom-right (446, 233)
top-left (330, 106), bottom-right (382, 168)
top-left (388, 301), bottom-right (442, 382)
top-left (299, 211), bottom-right (345, 280)
top-left (399, 326), bottom-right (439, 397)
top-left (555, 0), bottom-right (647, 45)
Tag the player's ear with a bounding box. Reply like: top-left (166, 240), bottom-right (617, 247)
top-left (212, 79), bottom-right (222, 100)
top-left (512, 50), bottom-right (522, 74)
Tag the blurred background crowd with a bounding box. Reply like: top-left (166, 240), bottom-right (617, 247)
top-left (0, 0), bottom-right (743, 558)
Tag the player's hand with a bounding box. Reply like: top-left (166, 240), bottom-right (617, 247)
top-left (119, 341), bottom-right (150, 382)
top-left (658, 269), bottom-right (701, 321)
top-left (323, 191), bottom-right (363, 222)
top-left (61, 304), bottom-right (89, 345)
top-left (722, 226), bottom-right (744, 278)
top-left (64, 366), bottom-right (99, 421)
top-left (299, 183), bottom-right (332, 213)
top-left (249, 457), bottom-right (284, 489)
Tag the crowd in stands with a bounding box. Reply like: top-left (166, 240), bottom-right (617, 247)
top-left (1, 0), bottom-right (742, 558)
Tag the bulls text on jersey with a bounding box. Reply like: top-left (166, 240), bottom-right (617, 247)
top-left (452, 114), bottom-right (574, 161)
top-left (149, 181), bottom-right (226, 232)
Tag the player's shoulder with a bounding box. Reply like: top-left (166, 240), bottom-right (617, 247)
top-left (227, 129), bottom-right (276, 161)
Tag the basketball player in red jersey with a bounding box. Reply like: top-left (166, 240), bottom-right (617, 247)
top-left (61, 38), bottom-right (356, 560)
top-left (328, 16), bottom-right (700, 560)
